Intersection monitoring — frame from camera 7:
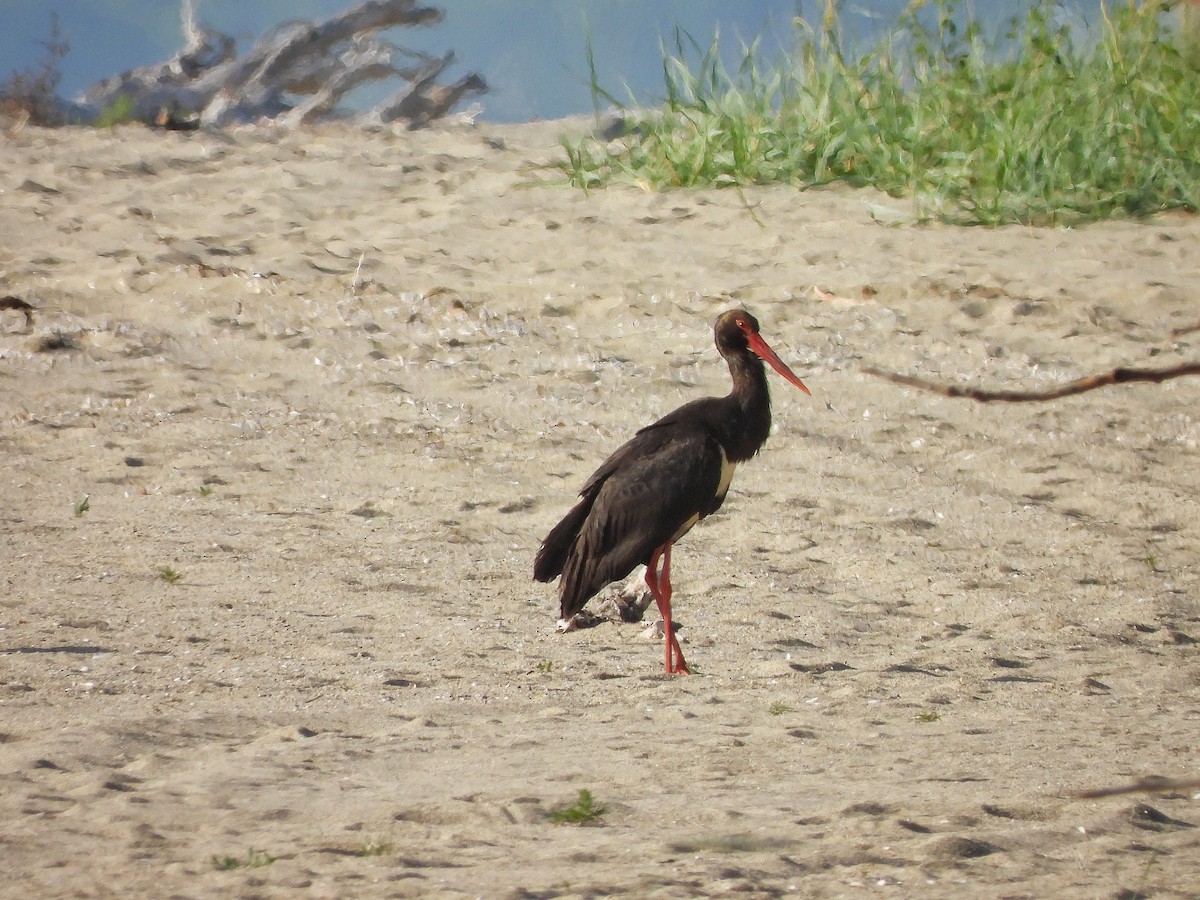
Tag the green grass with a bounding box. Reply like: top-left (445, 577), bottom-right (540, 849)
top-left (562, 0), bottom-right (1200, 225)
top-left (73, 495), bottom-right (90, 517)
top-left (158, 566), bottom-right (182, 584)
top-left (767, 701), bottom-right (793, 716)
top-left (354, 836), bottom-right (393, 857)
top-left (211, 849), bottom-right (274, 870)
top-left (548, 789), bottom-right (607, 825)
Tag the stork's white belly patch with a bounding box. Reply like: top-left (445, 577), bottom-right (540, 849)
top-left (672, 512), bottom-right (701, 543)
top-left (717, 450), bottom-right (737, 501)
top-left (670, 449), bottom-right (737, 544)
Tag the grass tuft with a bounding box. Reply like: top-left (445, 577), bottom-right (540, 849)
top-left (158, 566), bottom-right (182, 584)
top-left (548, 789), bottom-right (607, 825)
top-left (211, 849), bottom-right (275, 870)
top-left (354, 836), bottom-right (393, 857)
top-left (562, 0), bottom-right (1200, 225)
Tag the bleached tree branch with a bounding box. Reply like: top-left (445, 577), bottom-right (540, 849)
top-left (75, 0), bottom-right (484, 128)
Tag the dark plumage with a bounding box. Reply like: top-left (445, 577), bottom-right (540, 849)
top-left (534, 309), bottom-right (810, 674)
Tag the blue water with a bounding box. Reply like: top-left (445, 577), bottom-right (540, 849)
top-left (2, 1), bottom-right (1107, 123)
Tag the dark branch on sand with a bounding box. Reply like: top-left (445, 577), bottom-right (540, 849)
top-left (864, 362), bottom-right (1200, 403)
top-left (1077, 774), bottom-right (1200, 799)
top-left (74, 0), bottom-right (486, 129)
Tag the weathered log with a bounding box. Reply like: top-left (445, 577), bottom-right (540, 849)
top-left (364, 51), bottom-right (487, 127)
top-left (75, 0), bottom-right (485, 128)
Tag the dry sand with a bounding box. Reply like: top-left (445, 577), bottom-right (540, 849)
top-left (1, 119), bottom-right (1198, 898)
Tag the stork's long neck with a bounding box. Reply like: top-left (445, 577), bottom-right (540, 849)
top-left (723, 350), bottom-right (772, 462)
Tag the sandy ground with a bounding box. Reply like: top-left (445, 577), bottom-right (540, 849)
top-left (0, 118), bottom-right (1198, 899)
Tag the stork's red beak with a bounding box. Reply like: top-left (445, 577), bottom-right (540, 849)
top-left (747, 332), bottom-right (811, 395)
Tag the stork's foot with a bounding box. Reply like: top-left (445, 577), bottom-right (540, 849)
top-left (666, 634), bottom-right (690, 675)
top-left (667, 657), bottom-right (691, 675)
top-left (642, 621), bottom-right (690, 674)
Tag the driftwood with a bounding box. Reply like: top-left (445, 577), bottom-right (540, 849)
top-left (864, 362), bottom-right (1200, 403)
top-left (75, 0), bottom-right (486, 128)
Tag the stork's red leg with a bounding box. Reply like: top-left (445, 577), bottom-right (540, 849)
top-left (645, 543), bottom-right (689, 675)
top-left (645, 547), bottom-right (669, 673)
top-left (659, 545), bottom-right (689, 674)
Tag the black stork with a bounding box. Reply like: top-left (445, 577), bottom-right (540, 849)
top-left (533, 309), bottom-right (810, 674)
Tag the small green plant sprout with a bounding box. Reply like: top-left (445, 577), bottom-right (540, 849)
top-left (354, 835), bottom-right (393, 857)
top-left (768, 701), bottom-right (793, 716)
top-left (915, 710), bottom-right (941, 723)
top-left (211, 849), bottom-right (274, 870)
top-left (199, 483), bottom-right (214, 496)
top-left (1144, 555), bottom-right (1161, 572)
top-left (158, 565), bottom-right (182, 584)
top-left (73, 495), bottom-right (90, 517)
top-left (548, 789), bottom-right (607, 825)
top-left (534, 660), bottom-right (553, 674)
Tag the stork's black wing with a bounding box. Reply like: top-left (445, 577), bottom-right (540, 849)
top-left (541, 420), bottom-right (724, 620)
